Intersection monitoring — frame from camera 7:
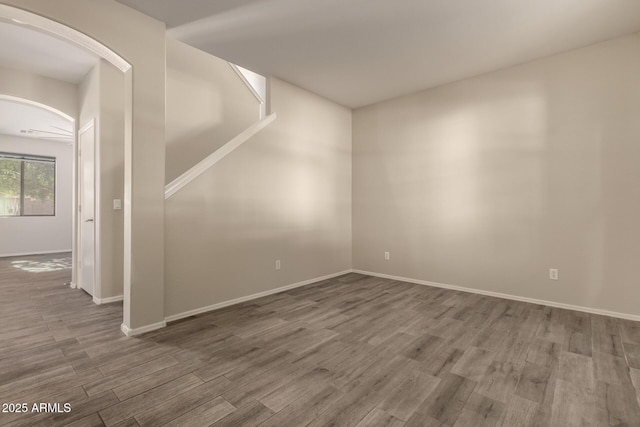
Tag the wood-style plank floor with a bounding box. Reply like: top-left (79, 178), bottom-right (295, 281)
top-left (1, 253), bottom-right (640, 426)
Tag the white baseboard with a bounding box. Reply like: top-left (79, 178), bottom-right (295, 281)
top-left (165, 270), bottom-right (352, 323)
top-left (352, 269), bottom-right (640, 322)
top-left (121, 320), bottom-right (166, 337)
top-left (0, 249), bottom-right (72, 258)
top-left (125, 267), bottom-right (639, 337)
top-left (93, 295), bottom-right (123, 305)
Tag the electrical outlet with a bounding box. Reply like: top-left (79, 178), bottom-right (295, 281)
top-left (275, 260), bottom-right (281, 271)
top-left (113, 199), bottom-right (122, 210)
top-left (384, 251), bottom-right (390, 261)
top-left (549, 268), bottom-right (558, 280)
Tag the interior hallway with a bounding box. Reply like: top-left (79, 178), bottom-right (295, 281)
top-left (1, 253), bottom-right (640, 426)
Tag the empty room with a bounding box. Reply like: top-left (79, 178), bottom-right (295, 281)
top-left (1, 0), bottom-right (639, 426)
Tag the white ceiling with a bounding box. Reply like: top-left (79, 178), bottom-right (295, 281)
top-left (0, 100), bottom-right (73, 143)
top-left (117, 0), bottom-right (640, 108)
top-left (0, 21), bottom-right (98, 84)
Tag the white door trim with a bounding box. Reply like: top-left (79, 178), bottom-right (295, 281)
top-left (78, 119), bottom-right (100, 301)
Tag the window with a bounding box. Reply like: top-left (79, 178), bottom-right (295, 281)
top-left (0, 152), bottom-right (56, 216)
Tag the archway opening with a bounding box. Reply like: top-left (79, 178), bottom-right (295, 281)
top-left (0, 4), bottom-right (133, 332)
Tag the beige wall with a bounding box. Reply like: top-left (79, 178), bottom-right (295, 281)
top-left (0, 65), bottom-right (77, 118)
top-left (79, 60), bottom-right (126, 299)
top-left (3, 0), bottom-right (167, 330)
top-left (165, 78), bottom-right (352, 317)
top-left (79, 63), bottom-right (99, 126)
top-left (353, 34), bottom-right (640, 317)
top-left (165, 38), bottom-right (260, 183)
top-left (98, 61), bottom-right (125, 300)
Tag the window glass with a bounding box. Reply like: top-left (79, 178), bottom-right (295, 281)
top-left (0, 153), bottom-right (55, 217)
top-left (0, 157), bottom-right (21, 216)
top-left (23, 160), bottom-right (55, 216)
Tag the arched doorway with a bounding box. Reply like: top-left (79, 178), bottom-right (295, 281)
top-left (0, 4), bottom-right (134, 331)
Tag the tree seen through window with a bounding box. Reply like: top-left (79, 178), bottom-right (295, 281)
top-left (0, 153), bottom-right (55, 216)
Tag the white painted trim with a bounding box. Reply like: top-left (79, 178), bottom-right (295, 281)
top-left (69, 282), bottom-right (76, 289)
top-left (0, 5), bottom-right (130, 72)
top-left (0, 249), bottom-right (72, 258)
top-left (352, 269), bottom-right (640, 322)
top-left (120, 324), bottom-right (132, 336)
top-left (121, 321), bottom-right (166, 337)
top-left (93, 295), bottom-right (123, 305)
top-left (165, 270), bottom-right (351, 323)
top-left (164, 113), bottom-right (277, 199)
top-left (229, 63), bottom-right (265, 104)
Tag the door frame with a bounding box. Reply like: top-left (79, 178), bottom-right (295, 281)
top-left (77, 118), bottom-right (101, 302)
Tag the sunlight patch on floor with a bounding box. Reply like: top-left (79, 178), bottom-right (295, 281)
top-left (12, 257), bottom-right (72, 273)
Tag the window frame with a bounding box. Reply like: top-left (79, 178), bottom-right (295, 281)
top-left (0, 151), bottom-right (56, 217)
